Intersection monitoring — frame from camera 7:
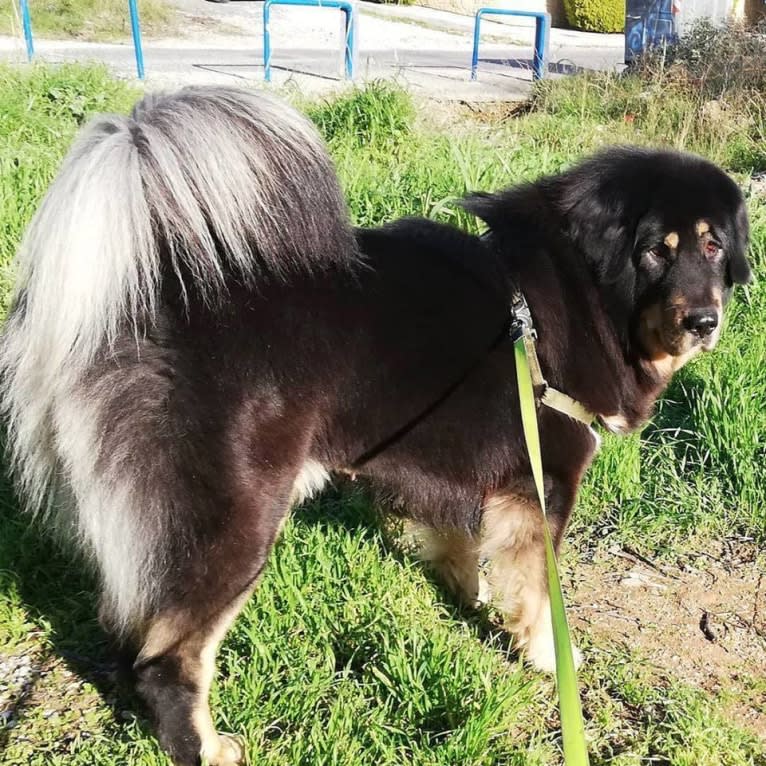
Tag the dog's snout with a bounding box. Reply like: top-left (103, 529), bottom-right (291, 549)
top-left (683, 309), bottom-right (718, 338)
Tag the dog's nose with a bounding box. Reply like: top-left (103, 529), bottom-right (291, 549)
top-left (683, 309), bottom-right (718, 338)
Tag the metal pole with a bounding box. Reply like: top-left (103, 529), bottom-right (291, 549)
top-left (19, 0), bottom-right (35, 61)
top-left (470, 11), bottom-right (482, 81)
top-left (128, 0), bottom-right (145, 79)
top-left (533, 14), bottom-right (550, 81)
top-left (342, 6), bottom-right (354, 80)
top-left (263, 0), bottom-right (272, 82)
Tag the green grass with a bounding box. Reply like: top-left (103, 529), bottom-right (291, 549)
top-left (1, 64), bottom-right (765, 765)
top-left (1, 0), bottom-right (176, 42)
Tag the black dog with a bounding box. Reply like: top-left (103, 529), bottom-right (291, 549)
top-left (0, 87), bottom-right (751, 766)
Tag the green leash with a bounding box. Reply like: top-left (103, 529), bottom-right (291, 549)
top-left (514, 334), bottom-right (590, 766)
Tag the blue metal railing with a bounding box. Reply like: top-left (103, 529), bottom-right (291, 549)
top-left (471, 8), bottom-right (550, 82)
top-left (19, 0), bottom-right (34, 61)
top-left (15, 0), bottom-right (145, 79)
top-left (128, 0), bottom-right (145, 80)
top-left (263, 0), bottom-right (356, 82)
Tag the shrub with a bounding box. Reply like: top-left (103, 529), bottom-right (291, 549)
top-left (635, 19), bottom-right (766, 100)
top-left (563, 0), bottom-right (625, 33)
top-left (307, 82), bottom-right (414, 148)
top-left (629, 19), bottom-right (766, 171)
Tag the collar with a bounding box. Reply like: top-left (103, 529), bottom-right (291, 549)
top-left (509, 289), bottom-right (595, 426)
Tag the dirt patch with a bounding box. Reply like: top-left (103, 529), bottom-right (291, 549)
top-left (568, 542), bottom-right (766, 740)
top-left (450, 99), bottom-right (533, 123)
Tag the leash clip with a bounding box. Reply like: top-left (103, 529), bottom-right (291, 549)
top-left (509, 289), bottom-right (537, 343)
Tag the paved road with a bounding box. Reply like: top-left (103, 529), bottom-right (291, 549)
top-left (0, 0), bottom-right (625, 99)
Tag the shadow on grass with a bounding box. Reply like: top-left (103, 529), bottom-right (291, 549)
top-left (0, 467), bottom-right (152, 755)
top-left (0, 472), bottom-right (521, 756)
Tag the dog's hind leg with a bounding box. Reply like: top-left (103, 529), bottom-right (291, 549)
top-left (126, 428), bottom-right (329, 766)
top-left (479, 487), bottom-right (581, 673)
top-left (130, 479), bottom-right (295, 766)
top-left (68, 355), bottom-right (326, 764)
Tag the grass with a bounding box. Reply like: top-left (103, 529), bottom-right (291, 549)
top-left (0, 60), bottom-right (765, 765)
top-left (1, 0), bottom-right (176, 42)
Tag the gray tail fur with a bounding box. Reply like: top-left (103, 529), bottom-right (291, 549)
top-left (0, 86), bottom-right (356, 632)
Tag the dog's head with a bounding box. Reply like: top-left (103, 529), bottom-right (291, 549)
top-left (549, 147), bottom-right (751, 368)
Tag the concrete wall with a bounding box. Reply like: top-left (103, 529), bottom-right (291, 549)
top-left (676, 0), bottom-right (765, 28)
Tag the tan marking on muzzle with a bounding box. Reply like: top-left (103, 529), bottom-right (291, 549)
top-left (651, 344), bottom-right (702, 379)
top-left (664, 232), bottom-right (679, 250)
top-left (668, 293), bottom-right (690, 331)
top-left (695, 220), bottom-right (710, 236)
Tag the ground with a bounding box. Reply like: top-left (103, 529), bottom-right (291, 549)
top-left (569, 542), bottom-right (766, 739)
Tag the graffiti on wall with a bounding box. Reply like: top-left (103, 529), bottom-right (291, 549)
top-left (625, 0), bottom-right (679, 62)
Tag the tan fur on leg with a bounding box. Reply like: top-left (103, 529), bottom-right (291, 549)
top-left (194, 592), bottom-right (251, 766)
top-left (480, 493), bottom-right (581, 671)
top-left (139, 591), bottom-right (252, 765)
top-left (403, 521), bottom-right (488, 606)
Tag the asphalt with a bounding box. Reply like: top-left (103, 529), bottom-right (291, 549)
top-left (0, 0), bottom-right (625, 99)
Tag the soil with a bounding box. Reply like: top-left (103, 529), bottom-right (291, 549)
top-left (567, 541), bottom-right (766, 740)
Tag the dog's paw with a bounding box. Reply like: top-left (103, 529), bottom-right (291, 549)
top-left (526, 636), bottom-right (583, 674)
top-left (202, 732), bottom-right (246, 765)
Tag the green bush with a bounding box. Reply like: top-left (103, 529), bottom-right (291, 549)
top-left (637, 19), bottom-right (766, 100)
top-left (563, 0), bottom-right (625, 33)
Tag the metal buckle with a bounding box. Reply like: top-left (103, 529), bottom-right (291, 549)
top-left (509, 289), bottom-right (537, 342)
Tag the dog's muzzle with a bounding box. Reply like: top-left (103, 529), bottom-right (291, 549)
top-left (682, 308), bottom-right (719, 339)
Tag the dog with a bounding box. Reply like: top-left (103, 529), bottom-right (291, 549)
top-left (0, 86), bottom-right (751, 766)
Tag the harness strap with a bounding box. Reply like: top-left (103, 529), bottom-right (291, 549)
top-left (542, 388), bottom-right (595, 426)
top-left (514, 295), bottom-right (595, 427)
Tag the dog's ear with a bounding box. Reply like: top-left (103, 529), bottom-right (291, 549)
top-left (558, 189), bottom-right (638, 284)
top-left (460, 192), bottom-right (503, 231)
top-left (726, 199), bottom-right (752, 285)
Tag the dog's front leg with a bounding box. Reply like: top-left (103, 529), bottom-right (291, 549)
top-left (479, 485), bottom-right (582, 672)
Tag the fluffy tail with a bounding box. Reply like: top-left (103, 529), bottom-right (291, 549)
top-left (0, 87), bottom-right (356, 627)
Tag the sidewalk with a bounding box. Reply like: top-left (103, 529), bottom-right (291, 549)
top-left (0, 0), bottom-right (625, 99)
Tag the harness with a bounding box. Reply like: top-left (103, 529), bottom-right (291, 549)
top-left (509, 289), bottom-right (594, 426)
top-left (350, 284), bottom-right (593, 470)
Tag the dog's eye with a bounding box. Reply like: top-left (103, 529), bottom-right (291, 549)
top-left (704, 241), bottom-right (722, 259)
